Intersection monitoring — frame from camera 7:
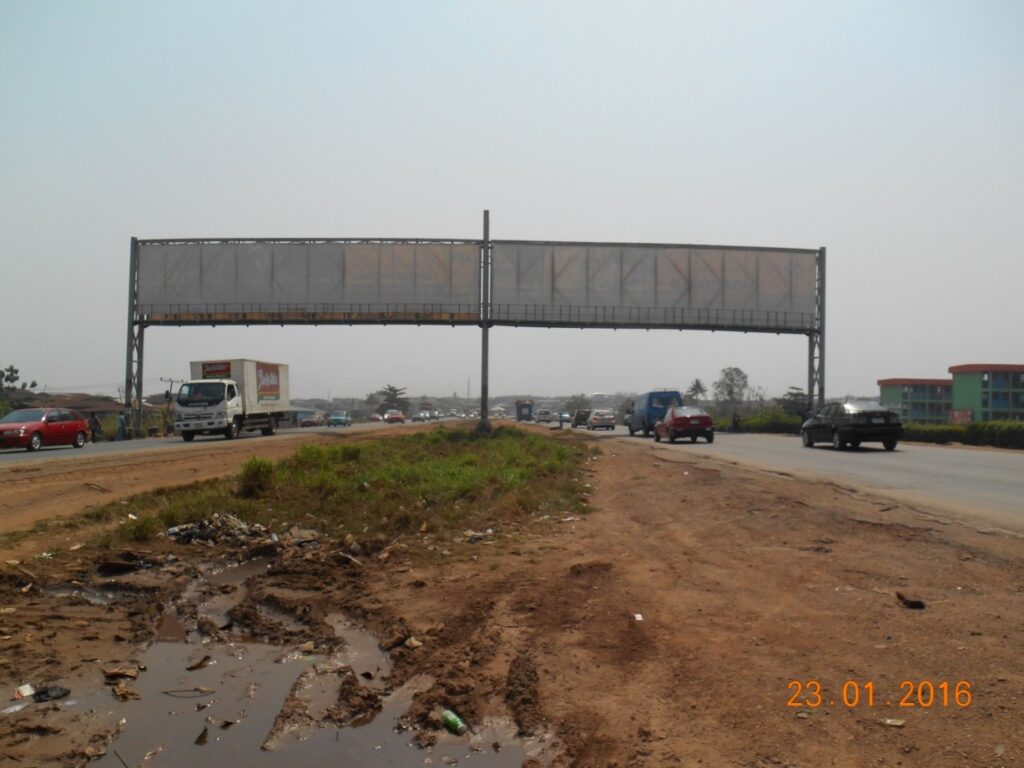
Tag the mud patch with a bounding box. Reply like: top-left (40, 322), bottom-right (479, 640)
top-left (505, 653), bottom-right (542, 736)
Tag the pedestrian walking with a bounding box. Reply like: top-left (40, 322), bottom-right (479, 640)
top-left (88, 412), bottom-right (102, 443)
top-left (116, 411), bottom-right (126, 441)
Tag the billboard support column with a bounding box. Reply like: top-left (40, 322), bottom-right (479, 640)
top-left (807, 246), bottom-right (826, 411)
top-left (477, 210), bottom-right (492, 433)
top-left (124, 237), bottom-right (145, 437)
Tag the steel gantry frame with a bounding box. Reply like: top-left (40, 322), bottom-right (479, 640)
top-left (124, 213), bottom-right (826, 433)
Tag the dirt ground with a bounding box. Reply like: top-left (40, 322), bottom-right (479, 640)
top-left (0, 428), bottom-right (1021, 767)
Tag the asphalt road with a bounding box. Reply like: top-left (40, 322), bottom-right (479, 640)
top-left (4, 421), bottom-right (1022, 533)
top-left (615, 430), bottom-right (1024, 532)
top-left (0, 424), bottom-right (386, 466)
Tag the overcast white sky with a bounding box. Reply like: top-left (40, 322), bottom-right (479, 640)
top-left (2, 1), bottom-right (1021, 402)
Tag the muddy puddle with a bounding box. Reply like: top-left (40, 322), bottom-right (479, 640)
top-left (89, 561), bottom-right (544, 766)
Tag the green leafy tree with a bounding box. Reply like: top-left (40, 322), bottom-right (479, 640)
top-left (687, 378), bottom-right (707, 401)
top-left (375, 384), bottom-right (410, 415)
top-left (563, 393), bottom-right (591, 414)
top-left (3, 365), bottom-right (19, 392)
top-left (774, 386), bottom-right (809, 417)
top-left (713, 367), bottom-right (749, 410)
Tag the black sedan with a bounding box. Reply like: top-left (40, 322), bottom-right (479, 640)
top-left (801, 401), bottom-right (902, 451)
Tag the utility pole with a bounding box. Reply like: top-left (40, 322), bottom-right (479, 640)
top-left (160, 377), bottom-right (184, 437)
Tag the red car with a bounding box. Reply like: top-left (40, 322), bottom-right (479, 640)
top-left (0, 407), bottom-right (91, 452)
top-left (654, 406), bottom-right (715, 444)
top-left (383, 409), bottom-right (405, 423)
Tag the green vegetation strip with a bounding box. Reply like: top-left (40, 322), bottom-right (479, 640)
top-left (71, 426), bottom-right (590, 547)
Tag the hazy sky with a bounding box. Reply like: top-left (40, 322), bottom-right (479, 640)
top-left (2, 1), bottom-right (1021, 402)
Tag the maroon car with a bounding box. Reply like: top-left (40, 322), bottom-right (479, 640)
top-left (0, 407), bottom-right (91, 451)
top-left (654, 406), bottom-right (715, 444)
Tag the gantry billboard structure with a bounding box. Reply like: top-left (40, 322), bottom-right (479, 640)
top-left (125, 213), bottom-right (825, 432)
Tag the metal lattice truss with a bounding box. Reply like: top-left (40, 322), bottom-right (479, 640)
top-left (125, 225), bottom-right (825, 433)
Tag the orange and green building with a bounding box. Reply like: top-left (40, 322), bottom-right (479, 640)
top-left (879, 363), bottom-right (1024, 424)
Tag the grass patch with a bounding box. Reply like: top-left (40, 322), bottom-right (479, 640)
top-left (90, 426), bottom-right (588, 546)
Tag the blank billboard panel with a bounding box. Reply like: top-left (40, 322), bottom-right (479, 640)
top-left (137, 240), bottom-right (481, 324)
top-left (490, 242), bottom-right (818, 331)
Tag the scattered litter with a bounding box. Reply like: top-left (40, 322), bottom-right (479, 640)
top-left (14, 564), bottom-right (37, 580)
top-left (186, 655), bottom-right (213, 671)
top-left (85, 483), bottom-right (113, 493)
top-left (194, 726), bottom-right (209, 745)
top-left (103, 666), bottom-right (140, 681)
top-left (442, 708), bottom-right (469, 735)
top-left (1, 702), bottom-right (29, 715)
top-left (167, 513), bottom-right (272, 546)
top-left (219, 719), bottom-right (238, 729)
top-left (284, 526), bottom-right (319, 546)
top-left (895, 592), bottom-right (926, 610)
top-left (160, 688), bottom-right (215, 700)
top-left (68, 543), bottom-right (84, 551)
top-left (879, 718), bottom-right (906, 727)
top-left (127, 513), bottom-right (138, 520)
top-left (32, 685), bottom-right (70, 703)
top-left (795, 709), bottom-right (813, 719)
top-left (463, 528), bottom-right (493, 544)
top-left (142, 744), bottom-right (165, 761)
top-left (35, 552), bottom-right (54, 560)
top-left (84, 744), bottom-right (107, 758)
top-left (633, 614), bottom-right (644, 622)
top-left (404, 636), bottom-right (423, 649)
top-left (112, 682), bottom-right (140, 701)
top-left (14, 684), bottom-right (35, 699)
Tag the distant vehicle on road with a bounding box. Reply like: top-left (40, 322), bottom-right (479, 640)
top-left (326, 411), bottom-right (352, 427)
top-left (655, 406), bottom-right (714, 443)
top-left (801, 401), bottom-right (902, 451)
top-left (367, 413), bottom-right (383, 422)
top-left (0, 408), bottom-right (90, 452)
top-left (535, 408), bottom-right (553, 423)
top-left (299, 412), bottom-right (325, 427)
top-left (587, 409), bottom-right (617, 430)
top-left (626, 390), bottom-right (684, 437)
top-left (571, 409), bottom-right (591, 428)
top-left (384, 410), bottom-right (405, 423)
top-left (411, 411), bottom-right (430, 422)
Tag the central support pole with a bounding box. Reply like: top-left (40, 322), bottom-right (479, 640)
top-left (477, 210), bottom-right (492, 433)
top-left (806, 246), bottom-right (827, 413)
top-left (124, 237), bottom-right (145, 438)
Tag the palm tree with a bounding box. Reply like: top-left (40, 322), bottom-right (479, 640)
top-left (687, 378), bottom-right (707, 402)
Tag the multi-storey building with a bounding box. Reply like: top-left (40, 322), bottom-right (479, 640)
top-left (878, 364), bottom-right (1024, 423)
top-left (949, 364), bottom-right (1024, 423)
top-left (877, 378), bottom-right (953, 424)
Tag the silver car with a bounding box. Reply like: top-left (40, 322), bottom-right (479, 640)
top-left (587, 409), bottom-right (616, 430)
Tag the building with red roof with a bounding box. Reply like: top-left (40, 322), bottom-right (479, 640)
top-left (878, 365), bottom-right (1024, 423)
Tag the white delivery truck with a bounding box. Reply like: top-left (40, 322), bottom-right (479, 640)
top-left (174, 359), bottom-right (291, 442)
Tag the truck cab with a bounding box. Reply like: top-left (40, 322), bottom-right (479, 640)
top-left (175, 379), bottom-right (247, 440)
